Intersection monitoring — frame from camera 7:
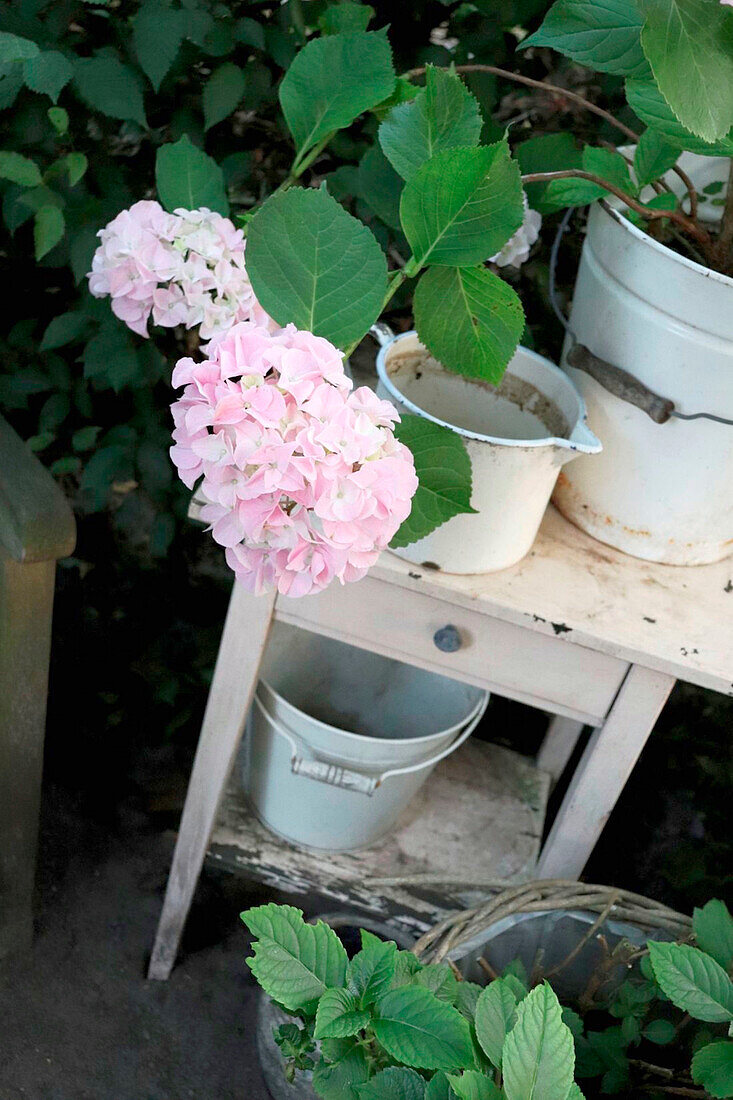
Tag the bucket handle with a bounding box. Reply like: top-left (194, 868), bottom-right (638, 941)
top-left (370, 322), bottom-right (395, 348)
top-left (251, 690), bottom-right (489, 797)
top-left (551, 208), bottom-right (733, 427)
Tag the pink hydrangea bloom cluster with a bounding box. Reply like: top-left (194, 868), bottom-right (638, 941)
top-left (170, 321), bottom-right (418, 597)
top-left (88, 200), bottom-right (270, 341)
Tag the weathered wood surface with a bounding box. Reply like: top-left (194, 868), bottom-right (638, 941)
top-left (0, 414), bottom-right (76, 563)
top-left (537, 716), bottom-right (586, 785)
top-left (536, 665), bottom-right (676, 879)
top-left (208, 738), bottom-right (550, 939)
top-left (370, 506), bottom-right (733, 696)
top-left (277, 574), bottom-right (628, 725)
top-left (191, 495), bottom-right (731, 695)
top-left (0, 417), bottom-right (75, 958)
top-left (147, 583), bottom-right (276, 979)
top-left (0, 556), bottom-right (57, 956)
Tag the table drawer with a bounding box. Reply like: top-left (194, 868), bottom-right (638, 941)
top-left (275, 575), bottom-right (628, 725)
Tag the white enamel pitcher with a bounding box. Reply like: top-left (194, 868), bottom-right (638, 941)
top-left (374, 327), bottom-right (602, 574)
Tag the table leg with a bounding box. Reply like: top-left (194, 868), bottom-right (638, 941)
top-left (536, 664), bottom-right (675, 880)
top-left (537, 716), bottom-right (586, 786)
top-left (148, 581), bottom-right (276, 980)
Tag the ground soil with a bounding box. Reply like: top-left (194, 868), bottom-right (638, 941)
top-left (0, 783), bottom-right (271, 1100)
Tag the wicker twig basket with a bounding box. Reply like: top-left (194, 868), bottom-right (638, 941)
top-left (413, 880), bottom-right (692, 964)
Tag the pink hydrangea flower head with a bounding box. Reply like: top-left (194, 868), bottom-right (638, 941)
top-left (169, 321), bottom-right (418, 597)
top-left (88, 201), bottom-right (274, 342)
top-left (490, 192), bottom-right (542, 268)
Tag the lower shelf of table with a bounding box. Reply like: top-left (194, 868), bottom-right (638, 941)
top-left (207, 738), bottom-right (550, 938)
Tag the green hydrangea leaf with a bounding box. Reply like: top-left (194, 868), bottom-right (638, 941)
top-left (80, 444), bottom-right (134, 510)
top-left (455, 982), bottom-right (484, 1020)
top-left (415, 964), bottom-right (459, 1005)
top-left (693, 900), bottom-right (733, 971)
top-left (83, 324), bottom-right (141, 392)
top-left (132, 1), bottom-right (185, 92)
top-left (390, 948), bottom-right (424, 988)
top-left (633, 127), bottom-right (680, 188)
top-left (280, 31), bottom-right (395, 162)
top-left (446, 1071), bottom-right (502, 1100)
top-left (245, 185), bottom-right (387, 349)
top-left (348, 938), bottom-right (397, 1007)
top-left (0, 151), bottom-right (42, 187)
top-left (155, 134), bottom-right (229, 215)
top-left (358, 143), bottom-right (403, 230)
top-left (414, 265), bottom-right (524, 384)
top-left (391, 416), bottom-right (476, 549)
top-left (640, 0), bottom-right (733, 143)
top-left (315, 988), bottom-right (370, 1039)
top-left (379, 65), bottom-right (482, 182)
top-left (234, 17), bottom-right (266, 50)
top-left (425, 1072), bottom-right (457, 1100)
top-left (241, 903), bottom-right (348, 1013)
top-left (475, 979), bottom-right (519, 1069)
top-left (23, 50), bottom-right (73, 103)
top-left (319, 3), bottom-right (375, 34)
top-left (34, 204), bottom-right (65, 260)
top-left (73, 56), bottom-right (147, 127)
top-left (63, 152), bottom-right (87, 187)
top-left (648, 942), bottom-right (733, 1023)
top-left (72, 425), bottom-right (102, 453)
top-left (542, 145), bottom-right (636, 210)
top-left (626, 79), bottom-right (733, 155)
top-left (203, 62), bottom-right (245, 130)
top-left (47, 106), bottom-right (69, 134)
top-left (372, 985), bottom-right (474, 1071)
top-left (691, 1040), bottom-right (733, 1099)
top-left (515, 132), bottom-right (582, 213)
top-left (312, 1038), bottom-right (369, 1100)
top-left (40, 311), bottom-right (90, 350)
top-left (561, 1008), bottom-right (584, 1041)
top-left (0, 32), bottom-right (39, 64)
top-left (400, 143), bottom-right (523, 267)
top-left (520, 0), bottom-right (650, 77)
top-left (502, 983), bottom-right (576, 1100)
top-left (357, 1067), bottom-right (427, 1100)
top-left (642, 1019), bottom-right (677, 1045)
top-left (372, 75), bottom-right (420, 121)
top-left (0, 65), bottom-right (23, 111)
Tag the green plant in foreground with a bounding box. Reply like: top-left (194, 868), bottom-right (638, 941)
top-left (242, 899), bottom-right (733, 1098)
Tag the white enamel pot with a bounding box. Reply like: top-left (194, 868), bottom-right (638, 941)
top-left (375, 329), bottom-right (601, 574)
top-left (553, 153), bottom-right (733, 565)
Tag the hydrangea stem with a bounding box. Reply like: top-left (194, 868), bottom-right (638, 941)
top-left (714, 158), bottom-right (733, 273)
top-left (521, 170), bottom-right (714, 254)
top-left (405, 63), bottom-right (698, 234)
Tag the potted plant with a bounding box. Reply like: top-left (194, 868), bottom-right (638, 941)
top-left (242, 885), bottom-right (733, 1099)
top-left (88, 12), bottom-right (733, 592)
top-left (511, 0), bottom-right (733, 564)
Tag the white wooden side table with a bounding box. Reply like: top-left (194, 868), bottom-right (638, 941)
top-left (148, 505), bottom-right (732, 979)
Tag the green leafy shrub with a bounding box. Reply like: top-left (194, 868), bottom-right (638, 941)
top-left (3, 0), bottom-right (732, 556)
top-left (242, 900), bottom-right (733, 1098)
top-left (0, 0), bottom-right (557, 558)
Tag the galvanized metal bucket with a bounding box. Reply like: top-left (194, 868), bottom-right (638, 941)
top-left (374, 328), bottom-right (601, 574)
top-left (243, 623), bottom-right (488, 851)
top-left (554, 152), bottom-right (733, 564)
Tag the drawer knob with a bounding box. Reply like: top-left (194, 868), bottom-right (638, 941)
top-left (433, 624), bottom-right (462, 653)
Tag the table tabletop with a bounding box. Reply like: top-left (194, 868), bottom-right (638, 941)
top-left (372, 506), bottom-right (733, 696)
